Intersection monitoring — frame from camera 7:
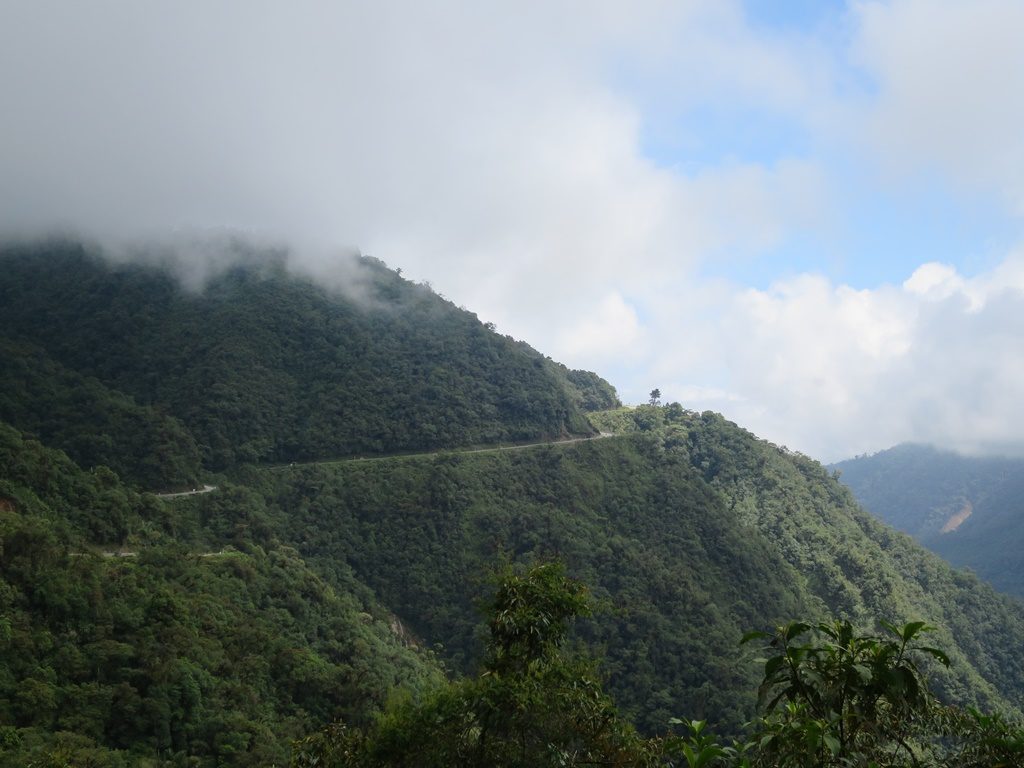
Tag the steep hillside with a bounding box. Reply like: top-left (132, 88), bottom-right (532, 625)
top-left (3, 241), bottom-right (1024, 763)
top-left (239, 407), bottom-right (1024, 735)
top-left (0, 337), bottom-right (202, 490)
top-left (0, 422), bottom-right (442, 767)
top-left (0, 241), bottom-right (611, 474)
top-left (833, 444), bottom-right (1024, 598)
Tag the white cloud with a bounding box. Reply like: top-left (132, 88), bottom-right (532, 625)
top-left (0, 1), bottom-right (828, 318)
top-left (654, 251), bottom-right (1024, 461)
top-left (903, 263), bottom-right (966, 301)
top-left (553, 292), bottom-right (646, 365)
top-left (0, 1), bottom-right (835, 374)
top-left (5, 1), bottom-right (1024, 463)
top-left (853, 0), bottom-right (1024, 212)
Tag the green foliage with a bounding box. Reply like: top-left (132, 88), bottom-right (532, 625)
top-left (291, 568), bottom-right (1024, 768)
top-left (834, 444), bottom-right (1024, 598)
top-left (927, 706), bottom-right (1024, 768)
top-left (831, 444), bottom-right (998, 539)
top-left (562, 368), bottom-right (621, 412)
top-left (663, 719), bottom-right (752, 768)
top-left (0, 424), bottom-right (442, 766)
top-left (673, 411), bottom-right (1024, 719)
top-left (485, 561), bottom-right (591, 673)
top-left (585, 402), bottom-right (694, 435)
top-left (678, 620), bottom-right (1024, 768)
top-left (743, 620), bottom-right (946, 766)
top-left (252, 407), bottom-right (1024, 736)
top-left (292, 562), bottom-right (661, 767)
top-left (0, 337), bottom-right (201, 489)
top-left (5, 242), bottom-right (1024, 766)
top-left (0, 242), bottom-right (606, 470)
top-left (7, 389), bottom-right (1024, 764)
top-left (256, 431), bottom-right (810, 734)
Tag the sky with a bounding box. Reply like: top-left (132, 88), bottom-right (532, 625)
top-left (3, 0), bottom-right (1024, 462)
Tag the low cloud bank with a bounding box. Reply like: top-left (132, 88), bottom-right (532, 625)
top-left (638, 254), bottom-right (1024, 462)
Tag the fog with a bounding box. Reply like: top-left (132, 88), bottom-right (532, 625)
top-left (4, 1), bottom-right (1024, 462)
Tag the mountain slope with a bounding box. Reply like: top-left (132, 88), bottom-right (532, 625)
top-left (0, 422), bottom-right (442, 766)
top-left (240, 407), bottom-right (1024, 734)
top-left (833, 443), bottom-right (1024, 597)
top-left (0, 336), bottom-right (201, 489)
top-left (3, 240), bottom-right (1024, 762)
top-left (0, 241), bottom-right (611, 473)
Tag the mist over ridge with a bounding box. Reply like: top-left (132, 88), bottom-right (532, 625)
top-left (5, 2), bottom-right (1024, 462)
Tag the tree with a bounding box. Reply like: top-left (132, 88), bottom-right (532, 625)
top-left (649, 388), bottom-right (661, 406)
top-left (291, 562), bottom-right (661, 767)
top-left (662, 619), bottom-right (1024, 767)
top-left (737, 619), bottom-right (1024, 767)
top-left (739, 620), bottom-right (947, 766)
top-left (289, 556), bottom-right (1024, 768)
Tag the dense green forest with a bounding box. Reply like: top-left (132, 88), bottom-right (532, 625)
top-left (0, 337), bottom-right (202, 490)
top-left (2, 240), bottom-right (1024, 766)
top-left (0, 241), bottom-right (613, 480)
top-left (235, 406), bottom-right (1024, 737)
top-left (294, 563), bottom-right (1024, 767)
top-left (0, 423), bottom-right (442, 766)
top-left (834, 444), bottom-right (1024, 598)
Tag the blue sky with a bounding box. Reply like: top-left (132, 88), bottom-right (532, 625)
top-left (3, 0), bottom-right (1024, 460)
top-left (745, 0), bottom-right (850, 30)
top-left (630, 2), bottom-right (1017, 292)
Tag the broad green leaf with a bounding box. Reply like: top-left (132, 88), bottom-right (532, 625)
top-left (823, 733), bottom-right (841, 755)
top-left (783, 622), bottom-right (812, 642)
top-left (901, 621), bottom-right (929, 642)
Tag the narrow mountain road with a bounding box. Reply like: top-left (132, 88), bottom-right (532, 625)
top-left (154, 484), bottom-right (218, 499)
top-left (74, 548), bottom-right (241, 559)
top-left (83, 437), bottom-right (618, 559)
top-left (266, 432), bottom-right (617, 472)
top-left (150, 435), bottom-right (618, 494)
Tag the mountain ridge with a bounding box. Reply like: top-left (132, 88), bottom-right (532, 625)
top-left (1, 239), bottom-right (1024, 765)
top-left (833, 442), bottom-right (1024, 598)
top-left (0, 241), bottom-right (617, 481)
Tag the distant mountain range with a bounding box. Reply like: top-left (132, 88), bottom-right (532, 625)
top-left (2, 240), bottom-right (1024, 765)
top-left (833, 443), bottom-right (1024, 598)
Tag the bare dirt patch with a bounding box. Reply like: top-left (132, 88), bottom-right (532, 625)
top-left (941, 501), bottom-right (973, 533)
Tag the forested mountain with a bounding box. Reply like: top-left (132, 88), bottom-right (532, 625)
top-left (833, 444), bottom-right (1024, 598)
top-left (237, 407), bottom-right (1024, 736)
top-left (2, 240), bottom-right (1024, 766)
top-left (0, 241), bottom-right (613, 482)
top-left (0, 423), bottom-right (442, 766)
